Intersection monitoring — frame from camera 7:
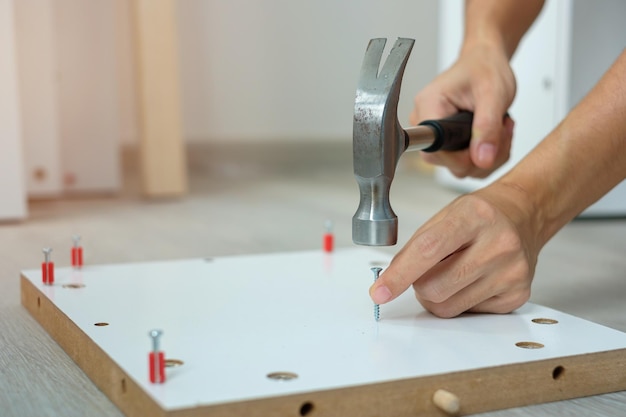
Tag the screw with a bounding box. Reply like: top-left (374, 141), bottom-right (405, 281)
top-left (149, 329), bottom-right (163, 352)
top-left (371, 267), bottom-right (382, 322)
top-left (42, 247), bottom-right (53, 263)
top-left (72, 235), bottom-right (81, 247)
top-left (325, 220), bottom-right (333, 233)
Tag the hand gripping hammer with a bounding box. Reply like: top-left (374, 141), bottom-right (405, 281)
top-left (352, 38), bottom-right (473, 246)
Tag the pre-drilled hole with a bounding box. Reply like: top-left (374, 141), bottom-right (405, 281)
top-left (552, 365), bottom-right (565, 380)
top-left (516, 341), bottom-right (544, 349)
top-left (62, 283), bottom-right (85, 289)
top-left (532, 318), bottom-right (558, 325)
top-left (267, 371), bottom-right (298, 381)
top-left (121, 378), bottom-right (127, 394)
top-left (37, 297), bottom-right (41, 308)
top-left (299, 402), bottom-right (314, 416)
top-left (94, 322), bottom-right (109, 327)
top-left (165, 359), bottom-right (184, 367)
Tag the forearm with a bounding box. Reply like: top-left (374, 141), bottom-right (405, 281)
top-left (463, 0), bottom-right (545, 59)
top-left (500, 49), bottom-right (626, 245)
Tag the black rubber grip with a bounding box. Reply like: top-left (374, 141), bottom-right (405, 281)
top-left (419, 111), bottom-right (473, 153)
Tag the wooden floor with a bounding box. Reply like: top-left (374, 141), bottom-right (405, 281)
top-left (1, 141), bottom-right (625, 416)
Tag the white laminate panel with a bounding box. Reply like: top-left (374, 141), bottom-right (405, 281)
top-left (21, 248), bottom-right (626, 412)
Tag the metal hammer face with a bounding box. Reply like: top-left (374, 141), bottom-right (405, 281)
top-left (352, 38), bottom-right (415, 246)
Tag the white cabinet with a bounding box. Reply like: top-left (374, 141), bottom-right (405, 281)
top-left (15, 0), bottom-right (121, 198)
top-left (0, 0), bottom-right (27, 220)
top-left (1, 0), bottom-right (121, 221)
top-left (436, 0), bottom-right (626, 216)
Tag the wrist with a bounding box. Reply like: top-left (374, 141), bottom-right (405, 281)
top-left (462, 0), bottom-right (546, 60)
top-left (461, 29), bottom-right (510, 61)
top-left (473, 180), bottom-right (547, 251)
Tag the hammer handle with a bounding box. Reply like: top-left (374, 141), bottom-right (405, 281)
top-left (419, 111), bottom-right (473, 153)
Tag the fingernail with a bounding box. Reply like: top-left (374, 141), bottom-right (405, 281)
top-left (372, 285), bottom-right (392, 304)
top-left (477, 143), bottom-right (496, 165)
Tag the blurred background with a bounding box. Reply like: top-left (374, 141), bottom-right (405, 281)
top-left (1, 0), bottom-right (438, 221)
top-left (2, 0), bottom-right (625, 221)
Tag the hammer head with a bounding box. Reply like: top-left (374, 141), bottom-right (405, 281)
top-left (352, 38), bottom-right (415, 246)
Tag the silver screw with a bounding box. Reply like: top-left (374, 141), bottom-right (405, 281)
top-left (371, 267), bottom-right (382, 322)
top-left (72, 235), bottom-right (81, 247)
top-left (149, 329), bottom-right (163, 352)
top-left (42, 247), bottom-right (53, 263)
top-left (325, 220), bottom-right (333, 233)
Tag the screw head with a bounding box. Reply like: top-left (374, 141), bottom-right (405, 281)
top-left (370, 267), bottom-right (383, 280)
top-left (42, 247), bottom-right (53, 262)
top-left (149, 329), bottom-right (163, 339)
top-left (149, 329), bottom-right (163, 352)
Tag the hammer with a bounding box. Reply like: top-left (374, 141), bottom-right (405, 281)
top-left (353, 38), bottom-right (473, 246)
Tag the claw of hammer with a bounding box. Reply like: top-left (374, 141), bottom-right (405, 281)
top-left (352, 38), bottom-right (474, 246)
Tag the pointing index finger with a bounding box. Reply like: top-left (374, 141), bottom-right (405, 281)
top-left (369, 211), bottom-right (478, 304)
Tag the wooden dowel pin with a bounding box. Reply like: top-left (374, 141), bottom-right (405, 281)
top-left (433, 389), bottom-right (461, 416)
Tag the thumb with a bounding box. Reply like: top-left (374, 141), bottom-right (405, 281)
top-left (470, 101), bottom-right (508, 169)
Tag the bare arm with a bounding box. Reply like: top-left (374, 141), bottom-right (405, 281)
top-left (463, 0), bottom-right (545, 59)
top-left (502, 49), bottom-right (626, 246)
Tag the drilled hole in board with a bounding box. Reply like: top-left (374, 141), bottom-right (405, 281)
top-left (165, 359), bottom-right (184, 368)
top-left (37, 297), bottom-right (41, 308)
top-left (532, 317), bottom-right (558, 325)
top-left (552, 365), bottom-right (565, 380)
top-left (267, 371), bottom-right (298, 381)
top-left (62, 283), bottom-right (85, 289)
top-left (299, 402), bottom-right (314, 416)
top-left (515, 341), bottom-right (544, 349)
top-left (121, 378), bottom-right (127, 394)
top-left (94, 322), bottom-right (109, 327)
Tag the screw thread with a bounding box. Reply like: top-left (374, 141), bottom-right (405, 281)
top-left (371, 267), bottom-right (383, 322)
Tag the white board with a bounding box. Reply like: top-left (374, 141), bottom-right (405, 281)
top-left (21, 248), bottom-right (626, 416)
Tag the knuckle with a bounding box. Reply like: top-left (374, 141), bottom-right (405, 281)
top-left (423, 287), bottom-right (447, 304)
top-left (492, 289), bottom-right (531, 314)
top-left (511, 259), bottom-right (532, 282)
top-left (414, 280), bottom-right (447, 304)
top-left (494, 229), bottom-right (524, 255)
top-left (460, 194), bottom-right (498, 222)
top-left (412, 231), bottom-right (443, 260)
top-left (453, 260), bottom-right (477, 286)
top-left (429, 303), bottom-right (462, 319)
top-left (450, 167), bottom-right (469, 179)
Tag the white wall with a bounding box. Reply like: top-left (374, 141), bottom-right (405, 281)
top-left (170, 0), bottom-right (439, 143)
top-left (12, 1), bottom-right (439, 150)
